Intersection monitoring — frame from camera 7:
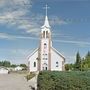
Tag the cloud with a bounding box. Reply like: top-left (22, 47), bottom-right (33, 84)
top-left (0, 33), bottom-right (38, 40)
top-left (52, 33), bottom-right (71, 38)
top-left (0, 33), bottom-right (11, 39)
top-left (53, 39), bottom-right (90, 46)
top-left (30, 14), bottom-right (67, 26)
top-left (0, 0), bottom-right (31, 7)
top-left (11, 49), bottom-right (32, 56)
top-left (0, 0), bottom-right (68, 37)
top-left (0, 0), bottom-right (41, 36)
top-left (0, 32), bottom-right (90, 47)
top-left (49, 16), bottom-right (67, 25)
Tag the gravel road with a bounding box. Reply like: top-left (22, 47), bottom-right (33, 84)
top-left (0, 73), bottom-right (35, 90)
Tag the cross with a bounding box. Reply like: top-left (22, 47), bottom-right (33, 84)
top-left (43, 4), bottom-right (50, 16)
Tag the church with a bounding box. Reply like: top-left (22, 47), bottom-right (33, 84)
top-left (28, 5), bottom-right (65, 72)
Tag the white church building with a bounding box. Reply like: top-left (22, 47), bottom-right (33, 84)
top-left (28, 5), bottom-right (65, 72)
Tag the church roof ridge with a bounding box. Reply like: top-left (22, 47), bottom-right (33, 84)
top-left (51, 47), bottom-right (65, 60)
top-left (27, 48), bottom-right (38, 59)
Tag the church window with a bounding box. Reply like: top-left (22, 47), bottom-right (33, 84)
top-left (43, 58), bottom-right (47, 60)
top-left (45, 67), bottom-right (47, 70)
top-left (46, 58), bottom-right (47, 60)
top-left (46, 31), bottom-right (48, 38)
top-left (56, 62), bottom-right (58, 64)
top-left (43, 54), bottom-right (47, 56)
top-left (43, 67), bottom-right (44, 70)
top-left (44, 43), bottom-right (47, 49)
top-left (45, 54), bottom-right (47, 55)
top-left (44, 43), bottom-right (46, 45)
top-left (43, 58), bottom-right (45, 60)
top-left (34, 62), bottom-right (36, 67)
top-left (43, 31), bottom-right (45, 38)
top-left (56, 61), bottom-right (59, 67)
top-left (28, 61), bottom-right (30, 66)
top-left (56, 65), bottom-right (59, 67)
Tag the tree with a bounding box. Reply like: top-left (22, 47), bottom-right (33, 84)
top-left (3, 61), bottom-right (11, 67)
top-left (0, 61), bottom-right (11, 67)
top-left (65, 64), bottom-right (70, 71)
top-left (65, 64), bottom-right (74, 71)
top-left (20, 64), bottom-right (27, 67)
top-left (20, 64), bottom-right (27, 70)
top-left (82, 51), bottom-right (90, 70)
top-left (0, 61), bottom-right (3, 66)
top-left (11, 64), bottom-right (17, 68)
top-left (74, 52), bottom-right (81, 70)
top-left (85, 51), bottom-right (90, 67)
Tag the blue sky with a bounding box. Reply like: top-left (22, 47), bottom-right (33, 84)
top-left (0, 0), bottom-right (90, 64)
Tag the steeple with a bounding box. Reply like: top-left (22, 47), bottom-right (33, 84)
top-left (42, 5), bottom-right (50, 28)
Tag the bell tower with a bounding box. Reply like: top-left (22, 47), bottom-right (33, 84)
top-left (39, 5), bottom-right (52, 71)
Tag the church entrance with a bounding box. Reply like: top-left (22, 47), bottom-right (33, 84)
top-left (43, 63), bottom-right (48, 70)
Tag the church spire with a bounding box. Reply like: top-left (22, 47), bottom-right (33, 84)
top-left (42, 4), bottom-right (50, 28)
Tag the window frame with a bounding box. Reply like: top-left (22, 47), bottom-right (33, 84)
top-left (34, 62), bottom-right (36, 67)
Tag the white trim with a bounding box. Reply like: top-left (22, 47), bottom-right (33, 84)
top-left (27, 48), bottom-right (38, 60)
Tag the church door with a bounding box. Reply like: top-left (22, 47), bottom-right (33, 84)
top-left (45, 67), bottom-right (47, 70)
top-left (43, 63), bottom-right (48, 70)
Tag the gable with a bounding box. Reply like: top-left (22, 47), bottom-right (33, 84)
top-left (51, 47), bottom-right (65, 61)
top-left (28, 48), bottom-right (38, 60)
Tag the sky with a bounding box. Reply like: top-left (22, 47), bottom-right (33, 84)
top-left (0, 0), bottom-right (90, 64)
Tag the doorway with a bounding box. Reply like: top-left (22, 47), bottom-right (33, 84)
top-left (43, 63), bottom-right (48, 70)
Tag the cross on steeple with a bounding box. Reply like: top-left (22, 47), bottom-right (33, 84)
top-left (43, 4), bottom-right (49, 16)
top-left (42, 4), bottom-right (50, 28)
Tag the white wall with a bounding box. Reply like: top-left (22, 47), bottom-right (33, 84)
top-left (0, 68), bottom-right (8, 74)
top-left (51, 48), bottom-right (64, 71)
top-left (28, 50), bottom-right (38, 72)
top-left (14, 66), bottom-right (22, 71)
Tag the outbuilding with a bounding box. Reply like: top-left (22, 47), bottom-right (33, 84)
top-left (0, 67), bottom-right (9, 74)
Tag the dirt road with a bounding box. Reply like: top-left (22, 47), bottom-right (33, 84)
top-left (0, 73), bottom-right (32, 90)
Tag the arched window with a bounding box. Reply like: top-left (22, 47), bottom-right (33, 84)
top-left (56, 61), bottom-right (59, 67)
top-left (56, 62), bottom-right (58, 64)
top-left (44, 43), bottom-right (47, 49)
top-left (43, 31), bottom-right (45, 38)
top-left (44, 43), bottom-right (46, 45)
top-left (28, 61), bottom-right (30, 66)
top-left (34, 62), bottom-right (36, 67)
top-left (46, 31), bottom-right (48, 38)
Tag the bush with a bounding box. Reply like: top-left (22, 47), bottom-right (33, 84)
top-left (37, 71), bottom-right (90, 90)
top-left (26, 72), bottom-right (35, 81)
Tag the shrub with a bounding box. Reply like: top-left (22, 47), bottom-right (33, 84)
top-left (26, 72), bottom-right (35, 81)
top-left (37, 71), bottom-right (90, 90)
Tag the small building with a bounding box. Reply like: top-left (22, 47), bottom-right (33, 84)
top-left (14, 66), bottom-right (23, 71)
top-left (0, 67), bottom-right (9, 74)
top-left (7, 67), bottom-right (15, 71)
